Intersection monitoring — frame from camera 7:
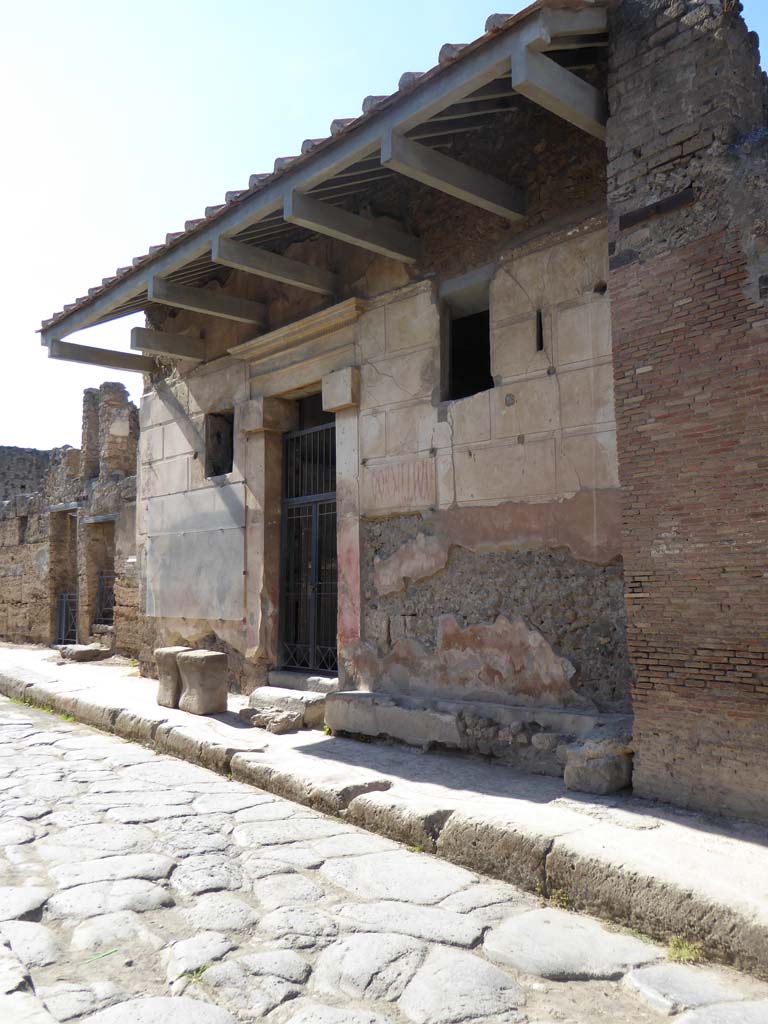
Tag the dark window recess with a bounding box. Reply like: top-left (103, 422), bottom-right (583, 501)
top-left (298, 394), bottom-right (334, 430)
top-left (536, 310), bottom-right (544, 352)
top-left (759, 275), bottom-right (768, 300)
top-left (447, 310), bottom-right (492, 401)
top-left (18, 516), bottom-right (28, 544)
top-left (205, 410), bottom-right (235, 477)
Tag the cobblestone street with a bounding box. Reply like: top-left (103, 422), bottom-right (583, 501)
top-left (1, 696), bottom-right (767, 1024)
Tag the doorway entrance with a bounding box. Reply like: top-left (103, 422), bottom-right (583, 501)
top-left (279, 397), bottom-right (338, 674)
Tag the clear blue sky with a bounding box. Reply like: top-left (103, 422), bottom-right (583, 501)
top-left (1, 0), bottom-right (765, 450)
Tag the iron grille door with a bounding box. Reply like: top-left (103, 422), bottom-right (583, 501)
top-left (279, 421), bottom-right (338, 673)
top-left (56, 593), bottom-right (77, 645)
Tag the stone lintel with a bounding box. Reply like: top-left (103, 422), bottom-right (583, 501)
top-left (322, 366), bottom-right (360, 413)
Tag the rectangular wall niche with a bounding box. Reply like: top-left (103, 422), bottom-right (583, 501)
top-left (205, 410), bottom-right (235, 478)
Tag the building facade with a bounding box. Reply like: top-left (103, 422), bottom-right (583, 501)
top-left (36, 1), bottom-right (768, 820)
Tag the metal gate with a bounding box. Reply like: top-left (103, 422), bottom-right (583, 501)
top-left (94, 570), bottom-right (116, 626)
top-left (56, 592), bottom-right (77, 645)
top-left (279, 421), bottom-right (338, 673)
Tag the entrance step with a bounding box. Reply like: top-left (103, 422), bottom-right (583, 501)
top-left (239, 686), bottom-right (327, 734)
top-left (325, 691), bottom-right (634, 795)
top-left (268, 669), bottom-right (340, 694)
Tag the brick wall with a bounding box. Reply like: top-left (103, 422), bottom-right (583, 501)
top-left (608, 0), bottom-right (768, 820)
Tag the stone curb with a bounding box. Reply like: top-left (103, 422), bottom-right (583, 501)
top-left (1, 666), bottom-right (766, 979)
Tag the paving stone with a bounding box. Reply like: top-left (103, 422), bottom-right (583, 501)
top-left (51, 823), bottom-right (155, 856)
top-left (398, 947), bottom-right (526, 1024)
top-left (45, 879), bottom-right (173, 920)
top-left (50, 853), bottom-right (175, 890)
top-left (69, 910), bottom-right (164, 953)
top-left (164, 829), bottom-right (230, 858)
top-left (308, 833), bottom-right (399, 858)
top-left (165, 930), bottom-right (234, 982)
top-left (0, 819), bottom-right (35, 845)
top-left (233, 817), bottom-right (347, 847)
top-left (81, 790), bottom-right (195, 808)
top-left (235, 801), bottom-right (308, 823)
top-left (336, 901), bottom-right (483, 948)
top-left (624, 963), bottom-right (750, 1014)
top-left (200, 959), bottom-right (301, 1018)
top-left (0, 991), bottom-right (58, 1022)
top-left (258, 907), bottom-right (339, 949)
top-left (253, 873), bottom-right (326, 911)
top-left (82, 996), bottom-right (238, 1023)
top-left (320, 851), bottom-right (476, 905)
top-left (0, 922), bottom-right (60, 967)
top-left (194, 792), bottom-right (273, 815)
top-left (240, 950), bottom-right (312, 984)
top-left (0, 886), bottom-right (51, 922)
top-left (675, 1004), bottom-right (768, 1023)
top-left (440, 882), bottom-right (535, 914)
top-left (314, 933), bottom-right (426, 1000)
top-left (170, 854), bottom-right (243, 896)
top-left (0, 944), bottom-right (30, 994)
top-left (285, 1004), bottom-right (394, 1024)
top-left (38, 981), bottom-right (121, 1021)
top-left (483, 908), bottom-right (663, 980)
top-left (182, 892), bottom-right (260, 932)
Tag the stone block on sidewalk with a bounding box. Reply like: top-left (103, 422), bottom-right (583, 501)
top-left (154, 646), bottom-right (192, 709)
top-left (176, 651), bottom-right (228, 716)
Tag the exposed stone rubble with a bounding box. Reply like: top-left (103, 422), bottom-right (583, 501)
top-left (1, 695), bottom-right (768, 1023)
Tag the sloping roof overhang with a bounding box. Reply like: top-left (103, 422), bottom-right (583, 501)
top-left (40, 0), bottom-right (608, 358)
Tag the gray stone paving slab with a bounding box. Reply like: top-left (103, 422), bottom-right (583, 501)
top-left (69, 911), bottom-right (163, 953)
top-left (483, 907), bottom-right (663, 979)
top-left (624, 963), bottom-right (748, 1014)
top-left (336, 901), bottom-right (483, 947)
top-left (83, 996), bottom-right (238, 1023)
top-left (164, 930), bottom-right (233, 982)
top-left (285, 1004), bottom-right (394, 1024)
top-left (50, 855), bottom-right (175, 890)
top-left (182, 892), bottom-right (260, 932)
top-left (398, 946), bottom-right (526, 1023)
top-left (313, 933), bottom-right (426, 1000)
top-left (319, 851), bottom-right (476, 904)
top-left (0, 886), bottom-right (51, 922)
top-left (676, 1003), bottom-right (768, 1023)
top-left (45, 879), bottom-right (173, 920)
top-left (0, 921), bottom-right (60, 967)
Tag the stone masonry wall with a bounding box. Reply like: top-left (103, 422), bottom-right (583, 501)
top-left (0, 447), bottom-right (51, 502)
top-left (607, 0), bottom-right (768, 821)
top-left (0, 385), bottom-right (141, 654)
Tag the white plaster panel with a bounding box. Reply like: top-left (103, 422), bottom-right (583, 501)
top-left (360, 458), bottom-right (435, 513)
top-left (140, 427), bottom-right (163, 464)
top-left (386, 402), bottom-right (438, 456)
top-left (145, 529), bottom-right (244, 621)
top-left (357, 306), bottom-right (386, 361)
top-left (559, 363), bottom-right (616, 428)
top-left (140, 456), bottom-right (188, 499)
top-left (491, 375), bottom-right (560, 438)
top-left (186, 361), bottom-right (248, 415)
top-left (163, 418), bottom-right (203, 460)
top-left (360, 349), bottom-right (436, 410)
top-left (449, 390), bottom-right (491, 446)
top-left (385, 288), bottom-right (439, 353)
top-left (147, 482), bottom-right (246, 537)
top-left (359, 413), bottom-right (386, 460)
top-left (555, 298), bottom-right (612, 366)
top-left (453, 438), bottom-right (556, 502)
top-left (139, 390), bottom-right (182, 430)
top-left (491, 316), bottom-right (549, 381)
top-left (558, 429), bottom-right (619, 491)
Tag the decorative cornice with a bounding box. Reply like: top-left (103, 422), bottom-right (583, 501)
top-left (228, 298), bottom-right (366, 365)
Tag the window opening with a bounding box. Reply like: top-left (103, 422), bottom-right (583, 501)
top-left (447, 310), bottom-right (492, 401)
top-left (204, 410), bottom-right (234, 478)
top-left (18, 516), bottom-right (28, 544)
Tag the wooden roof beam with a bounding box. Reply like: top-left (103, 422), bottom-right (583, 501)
top-left (510, 46), bottom-right (607, 141)
top-left (284, 191), bottom-right (420, 263)
top-left (212, 236), bottom-right (337, 296)
top-left (147, 278), bottom-right (265, 325)
top-left (48, 339), bottom-right (154, 373)
top-left (130, 327), bottom-right (205, 362)
top-left (380, 128), bottom-right (525, 221)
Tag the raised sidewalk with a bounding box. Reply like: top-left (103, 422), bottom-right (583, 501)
top-left (1, 643), bottom-right (767, 979)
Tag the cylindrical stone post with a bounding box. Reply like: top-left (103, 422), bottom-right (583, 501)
top-left (154, 646), bottom-right (193, 708)
top-left (176, 650), bottom-right (229, 715)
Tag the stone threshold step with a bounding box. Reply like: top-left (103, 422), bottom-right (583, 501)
top-left (239, 685), bottom-right (327, 733)
top-left (268, 669), bottom-right (339, 694)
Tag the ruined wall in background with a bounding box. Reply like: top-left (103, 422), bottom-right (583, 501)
top-left (607, 0), bottom-right (768, 821)
top-left (0, 447), bottom-right (52, 502)
top-left (0, 385), bottom-right (141, 655)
